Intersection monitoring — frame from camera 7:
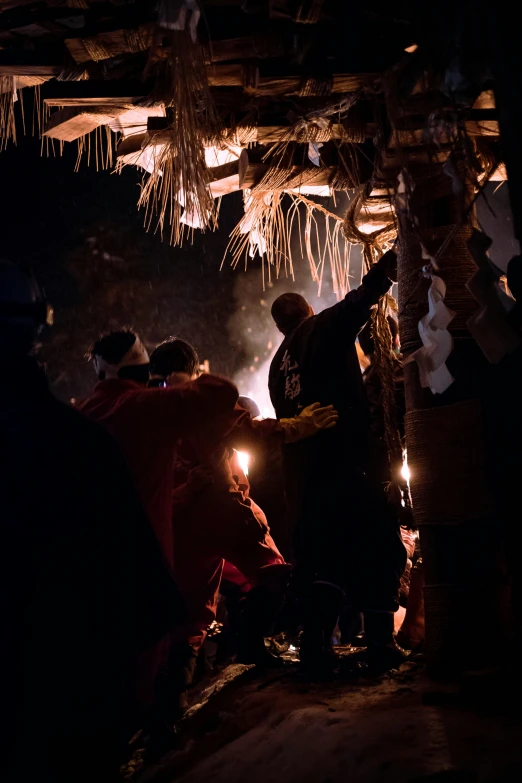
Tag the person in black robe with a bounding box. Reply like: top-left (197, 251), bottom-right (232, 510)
top-left (0, 260), bottom-right (180, 782)
top-left (268, 249), bottom-right (406, 674)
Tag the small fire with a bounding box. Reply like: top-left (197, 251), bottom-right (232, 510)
top-left (236, 450), bottom-right (250, 476)
top-left (401, 450), bottom-right (411, 483)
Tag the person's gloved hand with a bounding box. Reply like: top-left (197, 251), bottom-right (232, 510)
top-left (281, 402), bottom-right (339, 443)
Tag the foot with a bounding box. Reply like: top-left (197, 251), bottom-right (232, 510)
top-left (367, 640), bottom-right (410, 673)
top-left (299, 632), bottom-right (338, 681)
top-left (143, 718), bottom-right (178, 763)
top-left (396, 629), bottom-right (424, 652)
top-left (236, 644), bottom-right (285, 669)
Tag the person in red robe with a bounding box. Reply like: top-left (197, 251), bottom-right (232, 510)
top-left (77, 329), bottom-right (239, 732)
top-left (148, 337), bottom-right (338, 718)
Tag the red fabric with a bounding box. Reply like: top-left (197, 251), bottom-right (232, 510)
top-left (77, 374), bottom-right (238, 706)
top-left (77, 375), bottom-right (238, 569)
top-left (222, 561), bottom-right (251, 592)
top-left (169, 407), bottom-right (289, 651)
top-left (172, 487), bottom-right (288, 650)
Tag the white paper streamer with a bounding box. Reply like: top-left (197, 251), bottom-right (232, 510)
top-left (406, 274), bottom-right (456, 394)
top-left (158, 0), bottom-right (201, 42)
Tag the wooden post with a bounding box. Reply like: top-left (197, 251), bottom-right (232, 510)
top-left (397, 167), bottom-right (506, 675)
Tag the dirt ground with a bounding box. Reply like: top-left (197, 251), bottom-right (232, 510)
top-left (128, 651), bottom-right (522, 783)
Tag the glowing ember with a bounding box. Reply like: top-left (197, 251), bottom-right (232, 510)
top-left (236, 450), bottom-right (250, 476)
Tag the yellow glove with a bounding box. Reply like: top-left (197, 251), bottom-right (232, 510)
top-left (281, 402), bottom-right (339, 444)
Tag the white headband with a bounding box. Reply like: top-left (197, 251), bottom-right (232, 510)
top-left (93, 336), bottom-right (150, 379)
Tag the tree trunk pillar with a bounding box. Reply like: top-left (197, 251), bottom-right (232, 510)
top-left (397, 167), bottom-right (504, 675)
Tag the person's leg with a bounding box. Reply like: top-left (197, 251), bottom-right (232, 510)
top-left (299, 580), bottom-right (346, 676)
top-left (357, 487), bottom-right (409, 669)
top-left (221, 495), bottom-right (292, 666)
top-left (150, 505), bottom-right (225, 743)
top-left (165, 551), bottom-right (224, 719)
top-left (397, 558), bottom-right (426, 650)
top-left (293, 483), bottom-right (349, 676)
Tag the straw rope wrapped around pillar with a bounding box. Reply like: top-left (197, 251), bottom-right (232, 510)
top-left (404, 400), bottom-right (495, 527)
top-left (398, 223), bottom-right (479, 353)
top-left (423, 584), bottom-right (477, 671)
top-left (396, 166), bottom-right (503, 672)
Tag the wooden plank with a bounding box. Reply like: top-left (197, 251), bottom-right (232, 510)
top-left (473, 90), bottom-right (495, 110)
top-left (203, 33), bottom-right (287, 63)
top-left (381, 147), bottom-right (451, 170)
top-left (43, 80), bottom-right (151, 106)
top-left (239, 150), bottom-right (335, 188)
top-left (206, 63), bottom-right (244, 86)
top-left (64, 26), bottom-right (153, 64)
top-left (465, 120), bottom-right (499, 137)
top-left (490, 163), bottom-right (507, 181)
top-left (209, 160), bottom-right (240, 196)
top-left (116, 133), bottom-right (146, 157)
top-left (42, 69), bottom-right (378, 104)
top-left (43, 105), bottom-right (129, 141)
top-left (390, 119), bottom-right (500, 148)
top-left (0, 64), bottom-right (60, 76)
top-left (146, 117), bottom-right (347, 144)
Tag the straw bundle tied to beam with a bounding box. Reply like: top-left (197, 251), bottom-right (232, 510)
top-left (0, 76), bottom-right (16, 150)
top-left (343, 185), bottom-right (397, 268)
top-left (0, 79), bottom-right (46, 150)
top-left (139, 25), bottom-right (223, 245)
top-left (224, 189), bottom-right (351, 298)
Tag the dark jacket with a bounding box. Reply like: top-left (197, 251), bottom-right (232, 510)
top-left (363, 354), bottom-right (405, 487)
top-left (268, 260), bottom-right (393, 487)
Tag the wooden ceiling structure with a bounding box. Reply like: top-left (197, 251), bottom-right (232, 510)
top-left (0, 0), bottom-right (504, 291)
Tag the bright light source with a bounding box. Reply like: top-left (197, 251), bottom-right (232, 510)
top-left (236, 450), bottom-right (250, 476)
top-left (401, 450), bottom-right (411, 483)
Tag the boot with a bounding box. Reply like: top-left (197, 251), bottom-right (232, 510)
top-left (364, 610), bottom-right (409, 673)
top-left (156, 643), bottom-right (198, 723)
top-left (236, 585), bottom-right (284, 668)
top-left (145, 643), bottom-right (198, 762)
top-left (300, 581), bottom-right (345, 679)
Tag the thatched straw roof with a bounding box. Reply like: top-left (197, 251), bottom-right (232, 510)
top-left (0, 1), bottom-right (503, 291)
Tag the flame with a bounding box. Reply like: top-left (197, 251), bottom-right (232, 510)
top-left (401, 450), bottom-right (411, 483)
top-left (236, 450), bottom-right (250, 476)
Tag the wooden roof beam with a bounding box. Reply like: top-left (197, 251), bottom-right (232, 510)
top-left (0, 63), bottom-right (61, 76)
top-left (43, 104), bottom-right (130, 141)
top-left (238, 149), bottom-right (335, 189)
top-left (146, 117), bottom-right (348, 144)
top-left (41, 68), bottom-right (377, 105)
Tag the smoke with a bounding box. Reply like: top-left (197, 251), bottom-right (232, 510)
top-left (228, 183), bottom-right (519, 417)
top-left (227, 196), bottom-right (363, 417)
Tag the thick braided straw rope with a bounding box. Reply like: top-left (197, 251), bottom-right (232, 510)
top-left (295, 0), bottom-right (325, 23)
top-left (423, 583), bottom-right (475, 667)
top-left (404, 399), bottom-right (495, 526)
top-left (398, 223), bottom-right (480, 353)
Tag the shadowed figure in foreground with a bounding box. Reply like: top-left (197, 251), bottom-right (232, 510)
top-left (0, 261), bottom-right (178, 782)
